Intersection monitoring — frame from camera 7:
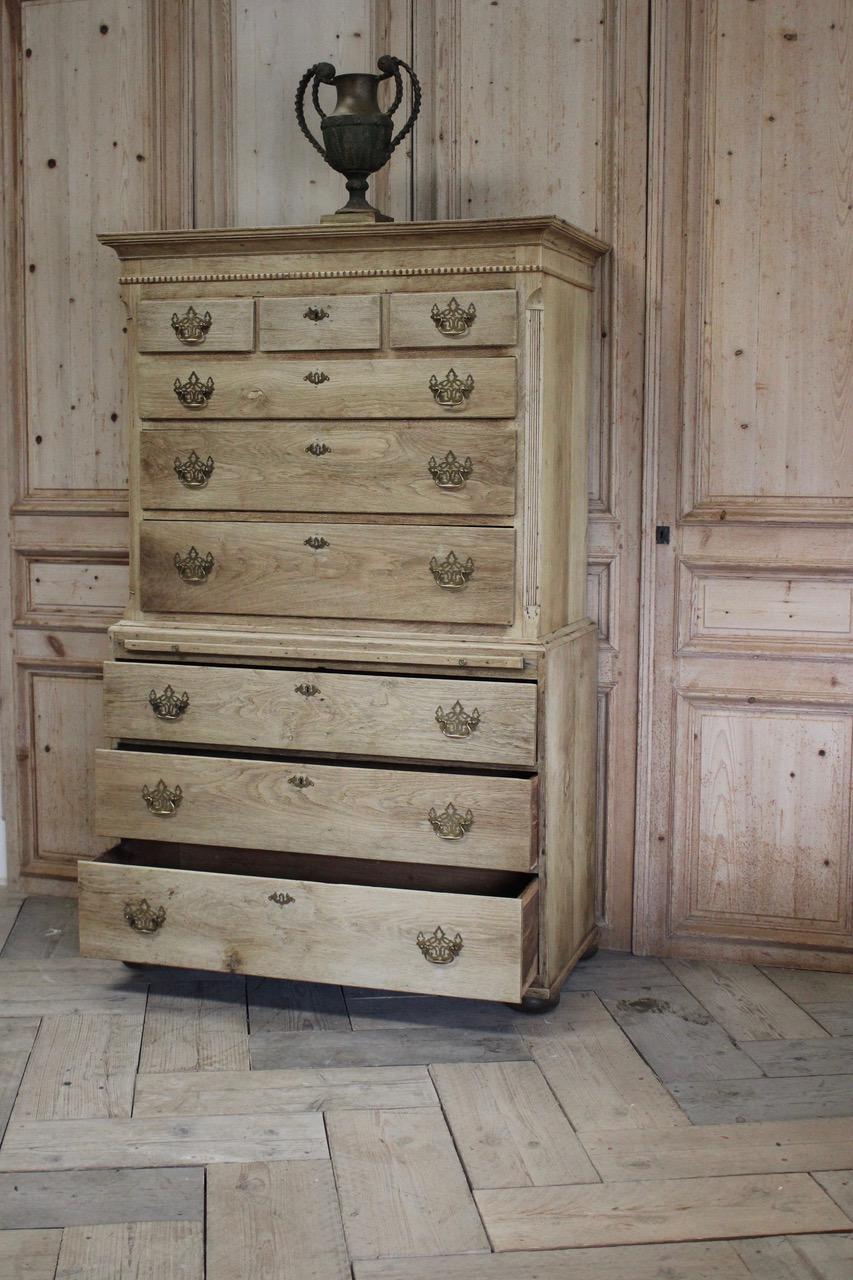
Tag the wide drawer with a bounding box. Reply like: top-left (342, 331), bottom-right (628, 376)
top-left (137, 299), bottom-right (255, 353)
top-left (94, 749), bottom-right (537, 872)
top-left (140, 520), bottom-right (516, 624)
top-left (390, 290), bottom-right (517, 348)
top-left (104, 661), bottom-right (538, 768)
top-left (141, 423), bottom-right (516, 515)
top-left (258, 295), bottom-right (381, 350)
top-left (78, 849), bottom-right (539, 1001)
top-left (137, 356), bottom-right (516, 419)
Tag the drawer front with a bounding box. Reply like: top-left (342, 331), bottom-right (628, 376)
top-left (78, 856), bottom-right (538, 1001)
top-left (141, 423), bottom-right (516, 515)
top-left (104, 661), bottom-right (538, 768)
top-left (390, 290), bottom-right (517, 348)
top-left (94, 749), bottom-right (537, 872)
top-left (137, 300), bottom-right (255, 353)
top-left (140, 520), bottom-right (516, 625)
top-left (137, 356), bottom-right (516, 420)
top-left (258, 295), bottom-right (381, 350)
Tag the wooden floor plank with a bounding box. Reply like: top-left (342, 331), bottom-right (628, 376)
top-left (134, 1064), bottom-right (437, 1116)
top-left (474, 1174), bottom-right (852, 1252)
top-left (562, 951), bottom-right (684, 996)
top-left (248, 978), bottom-right (350, 1033)
top-left (783, 1232), bottom-right (853, 1280)
top-left (0, 1113), bottom-right (327, 1171)
top-left (666, 961), bottom-right (829, 1042)
top-left (206, 1160), bottom-right (349, 1280)
top-left (250, 1026), bottom-right (530, 1070)
top-left (581, 1117), bottom-right (853, 1181)
top-left (740, 1036), bottom-right (853, 1077)
top-left (733, 1236), bottom-right (820, 1279)
top-left (345, 995), bottom-right (517, 1031)
top-left (669, 1076), bottom-right (853, 1124)
top-left (0, 894), bottom-right (24, 953)
top-left (1, 897), bottom-right (79, 960)
top-left (602, 988), bottom-right (765, 1082)
top-left (430, 1061), bottom-right (599, 1188)
top-left (55, 1221), bottom-right (203, 1280)
top-left (0, 1228), bottom-right (62, 1280)
top-left (353, 1240), bottom-right (755, 1279)
top-left (0, 1018), bottom-right (39, 1140)
top-left (327, 1107), bottom-right (489, 1261)
top-left (512, 990), bottom-right (621, 1039)
top-left (528, 1021), bottom-right (688, 1131)
top-left (761, 970), bottom-right (853, 1036)
top-left (0, 1168), bottom-right (204, 1229)
top-left (139, 978), bottom-right (249, 1073)
top-left (15, 1013), bottom-right (143, 1120)
top-left (0, 962), bottom-right (147, 1017)
top-left (813, 1171), bottom-right (853, 1217)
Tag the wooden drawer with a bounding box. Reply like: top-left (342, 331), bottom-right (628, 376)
top-left (390, 290), bottom-right (517, 348)
top-left (137, 300), bottom-right (255, 353)
top-left (78, 849), bottom-right (538, 1001)
top-left (140, 422), bottom-right (516, 515)
top-left (137, 356), bottom-right (516, 420)
top-left (94, 749), bottom-right (537, 872)
top-left (140, 520), bottom-right (516, 625)
top-left (258, 295), bottom-right (381, 350)
top-left (103, 661), bottom-right (538, 768)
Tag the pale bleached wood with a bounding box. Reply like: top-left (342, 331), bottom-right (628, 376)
top-left (250, 1027), bottom-right (531, 1071)
top-left (259, 294), bottom-right (381, 350)
top-left (327, 1107), bottom-right (489, 1261)
top-left (0, 1167), bottom-right (203, 1230)
top-left (138, 978), bottom-right (249, 1073)
top-left (133, 1064), bottom-right (437, 1116)
top-left (0, 1112), bottom-right (326, 1172)
top-left (0, 1017), bottom-right (39, 1138)
top-left (582, 1117), bottom-right (853, 1182)
top-left (388, 289), bottom-right (517, 348)
top-left (762, 970), bottom-right (853, 1036)
top-left (0, 894), bottom-right (24, 951)
top-left (668, 1076), bottom-right (853, 1126)
top-left (811, 1172), bottom-right (853, 1220)
top-left (475, 1174), bottom-right (853, 1252)
top-left (0, 961), bottom-right (147, 1018)
top-left (247, 978), bottom-right (349, 1035)
top-left (740, 1037), bottom-right (853, 1078)
top-left (1, 897), bottom-right (79, 960)
top-left (513, 989), bottom-right (619, 1038)
top-left (138, 299), bottom-right (254, 352)
top-left (430, 1061), bottom-right (599, 1188)
top-left (55, 1221), bottom-right (203, 1280)
top-left (789, 1232), bottom-right (853, 1280)
top-left (562, 951), bottom-right (683, 994)
top-left (733, 1233), bottom-right (853, 1280)
top-left (15, 1013), bottom-right (143, 1120)
top-left (665, 960), bottom-right (830, 1042)
top-left (0, 1229), bottom-right (62, 1280)
top-left (206, 1160), bottom-right (349, 1280)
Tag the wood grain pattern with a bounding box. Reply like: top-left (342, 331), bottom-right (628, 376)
top-left (389, 290), bottom-right (517, 348)
top-left (259, 294), bottom-right (381, 350)
top-left (668, 1076), bottom-right (853, 1126)
top-left (739, 1037), bottom-right (853, 1078)
top-left (138, 299), bottom-right (254, 353)
top-left (0, 1229), bottom-right (62, 1280)
top-left (0, 961), bottom-right (147, 1018)
top-left (138, 978), bottom-right (249, 1073)
top-left (0, 1017), bottom-right (40, 1138)
top-left (15, 1013), bottom-right (143, 1120)
top-left (1, 897), bottom-right (79, 960)
top-left (665, 960), bottom-right (829, 1041)
top-left (247, 977), bottom-right (349, 1034)
top-left (249, 1027), bottom-right (530, 1071)
top-left (0, 1167), bottom-right (204, 1230)
top-left (55, 1221), bottom-right (203, 1280)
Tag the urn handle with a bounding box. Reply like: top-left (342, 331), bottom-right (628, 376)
top-left (377, 55), bottom-right (422, 155)
top-left (294, 61), bottom-right (336, 159)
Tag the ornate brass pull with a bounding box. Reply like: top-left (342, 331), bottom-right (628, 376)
top-left (141, 778), bottom-right (183, 816)
top-left (435, 700), bottom-right (481, 739)
top-left (305, 441), bottom-right (332, 456)
top-left (429, 550), bottom-right (474, 589)
top-left (295, 683), bottom-right (320, 697)
top-left (303, 306), bottom-right (330, 322)
top-left (428, 802), bottom-right (474, 840)
top-left (304, 535), bottom-right (329, 550)
top-left (174, 370), bottom-right (215, 408)
top-left (288, 774), bottom-right (314, 789)
top-left (174, 546), bottom-right (214, 583)
top-left (124, 898), bottom-right (167, 933)
top-left (431, 298), bottom-right (476, 338)
top-left (429, 368), bottom-right (474, 408)
top-left (149, 685), bottom-right (190, 720)
top-left (173, 450), bottom-right (214, 488)
top-left (304, 370), bottom-right (330, 385)
top-left (269, 891), bottom-right (295, 906)
top-left (428, 451), bottom-right (473, 489)
top-left (417, 925), bottom-right (463, 965)
top-left (171, 305), bottom-right (212, 346)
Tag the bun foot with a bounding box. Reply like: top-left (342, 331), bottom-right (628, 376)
top-left (508, 991), bottom-right (561, 1015)
top-left (122, 960), bottom-right (153, 970)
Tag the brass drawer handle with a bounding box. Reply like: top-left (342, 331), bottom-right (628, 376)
top-left (288, 774), bottom-right (314, 789)
top-left (305, 441), bottom-right (332, 456)
top-left (429, 368), bottom-right (474, 407)
top-left (429, 550), bottom-right (474, 589)
top-left (304, 306), bottom-right (330, 322)
top-left (304, 370), bottom-right (330, 385)
top-left (431, 297), bottom-right (476, 338)
top-left (174, 450), bottom-right (214, 488)
top-left (174, 370), bottom-right (215, 408)
top-left (174, 546), bottom-right (214, 583)
top-left (141, 778), bottom-right (183, 816)
top-left (417, 925), bottom-right (463, 965)
top-left (428, 450), bottom-right (473, 489)
top-left (295, 682), bottom-right (320, 697)
top-left (124, 898), bottom-right (167, 933)
top-left (149, 684), bottom-right (190, 720)
top-left (171, 305), bottom-right (212, 345)
top-left (428, 802), bottom-right (474, 840)
top-left (269, 891), bottom-right (295, 906)
top-left (304, 535), bottom-right (329, 550)
top-left (436, 700), bottom-right (481, 738)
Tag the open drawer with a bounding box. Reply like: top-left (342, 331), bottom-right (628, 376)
top-left (78, 845), bottom-right (539, 1003)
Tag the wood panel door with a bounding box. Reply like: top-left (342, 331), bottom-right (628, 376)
top-left (635, 0), bottom-right (853, 967)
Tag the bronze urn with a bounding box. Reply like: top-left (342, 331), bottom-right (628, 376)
top-left (295, 55), bottom-right (420, 222)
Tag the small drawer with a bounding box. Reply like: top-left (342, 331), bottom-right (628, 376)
top-left (390, 290), bottom-right (518, 348)
top-left (94, 748), bottom-right (537, 872)
top-left (140, 423), bottom-right (516, 516)
top-left (137, 300), bottom-right (255, 353)
top-left (140, 520), bottom-right (516, 625)
top-left (137, 356), bottom-right (517, 419)
top-left (78, 847), bottom-right (539, 1002)
top-left (104, 661), bottom-right (538, 768)
top-left (258, 295), bottom-right (381, 350)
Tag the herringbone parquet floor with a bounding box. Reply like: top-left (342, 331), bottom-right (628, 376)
top-left (1, 889), bottom-right (853, 1278)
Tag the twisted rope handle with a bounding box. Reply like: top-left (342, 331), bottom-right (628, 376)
top-left (377, 55), bottom-right (422, 155)
top-left (295, 61), bottom-right (336, 159)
